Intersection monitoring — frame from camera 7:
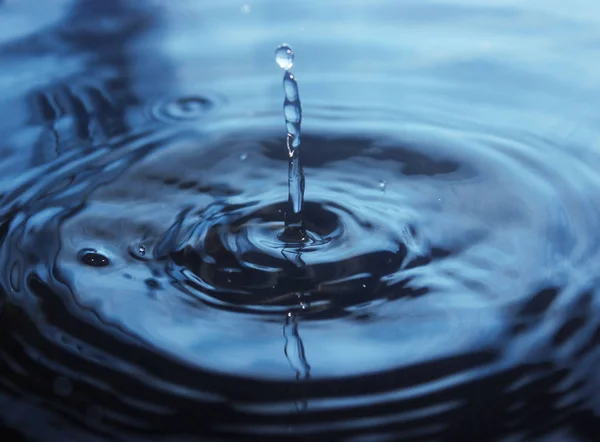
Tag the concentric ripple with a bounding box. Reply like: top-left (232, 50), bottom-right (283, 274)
top-left (3, 96), bottom-right (600, 441)
top-left (147, 93), bottom-right (225, 123)
top-left (3, 0), bottom-right (600, 440)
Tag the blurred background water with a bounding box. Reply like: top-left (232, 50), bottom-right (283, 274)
top-left (1, 0), bottom-right (600, 441)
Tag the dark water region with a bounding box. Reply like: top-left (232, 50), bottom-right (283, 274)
top-left (1, 0), bottom-right (600, 441)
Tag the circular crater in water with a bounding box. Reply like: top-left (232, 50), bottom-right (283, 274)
top-left (78, 248), bottom-right (111, 267)
top-left (169, 197), bottom-right (412, 314)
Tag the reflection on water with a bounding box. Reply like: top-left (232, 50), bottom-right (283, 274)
top-left (1, 0), bottom-right (600, 441)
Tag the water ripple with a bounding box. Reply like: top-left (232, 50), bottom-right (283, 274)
top-left (2, 0), bottom-right (600, 440)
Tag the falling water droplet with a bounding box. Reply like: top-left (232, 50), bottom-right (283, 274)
top-left (138, 245), bottom-right (146, 256)
top-left (275, 44), bottom-right (294, 71)
top-left (379, 179), bottom-right (387, 192)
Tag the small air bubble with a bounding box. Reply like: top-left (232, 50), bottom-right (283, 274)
top-left (275, 44), bottom-right (294, 70)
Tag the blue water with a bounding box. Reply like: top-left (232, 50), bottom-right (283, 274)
top-left (1, 1), bottom-right (600, 441)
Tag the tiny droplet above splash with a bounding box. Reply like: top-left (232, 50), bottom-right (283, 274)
top-left (379, 179), bottom-right (387, 192)
top-left (275, 44), bottom-right (294, 70)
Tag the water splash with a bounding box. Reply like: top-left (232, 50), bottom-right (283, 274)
top-left (276, 44), bottom-right (306, 240)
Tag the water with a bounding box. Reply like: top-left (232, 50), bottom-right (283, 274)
top-left (277, 44), bottom-right (306, 238)
top-left (275, 44), bottom-right (294, 71)
top-left (1, 1), bottom-right (600, 441)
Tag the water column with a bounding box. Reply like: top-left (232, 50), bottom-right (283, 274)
top-left (275, 44), bottom-right (306, 241)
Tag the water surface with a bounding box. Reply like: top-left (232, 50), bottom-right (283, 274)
top-left (1, 1), bottom-right (600, 441)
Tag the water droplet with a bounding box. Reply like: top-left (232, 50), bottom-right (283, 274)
top-left (129, 242), bottom-right (150, 261)
top-left (275, 44), bottom-right (294, 70)
top-left (78, 249), bottom-right (110, 267)
top-left (379, 180), bottom-right (387, 192)
top-left (240, 152), bottom-right (248, 161)
top-left (240, 4), bottom-right (251, 14)
top-left (53, 376), bottom-right (73, 397)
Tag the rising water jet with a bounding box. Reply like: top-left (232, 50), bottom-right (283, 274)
top-left (275, 43), bottom-right (306, 242)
